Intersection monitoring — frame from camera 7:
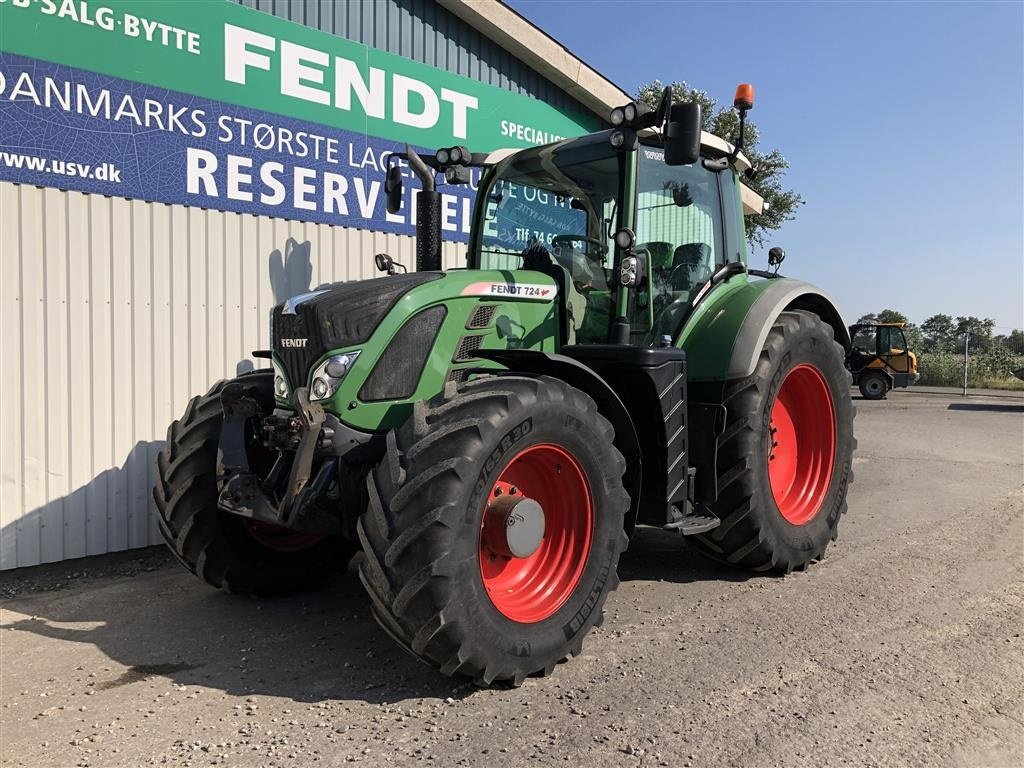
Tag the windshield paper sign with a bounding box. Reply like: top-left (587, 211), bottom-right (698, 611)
top-left (482, 183), bottom-right (585, 252)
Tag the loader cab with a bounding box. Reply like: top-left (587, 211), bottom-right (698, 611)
top-left (467, 131), bottom-right (748, 348)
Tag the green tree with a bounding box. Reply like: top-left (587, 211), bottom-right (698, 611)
top-left (921, 313), bottom-right (956, 352)
top-left (635, 80), bottom-right (802, 249)
top-left (903, 323), bottom-right (924, 353)
top-left (1003, 329), bottom-right (1024, 353)
top-left (955, 316), bottom-right (995, 351)
top-left (855, 312), bottom-right (878, 324)
top-left (877, 309), bottom-right (909, 324)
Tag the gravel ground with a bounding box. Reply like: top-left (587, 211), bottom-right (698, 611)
top-left (2, 389), bottom-right (1022, 768)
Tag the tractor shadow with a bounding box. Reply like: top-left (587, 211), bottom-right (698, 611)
top-left (1, 555), bottom-right (475, 706)
top-left (2, 527), bottom-right (755, 706)
top-left (618, 525), bottom-right (767, 584)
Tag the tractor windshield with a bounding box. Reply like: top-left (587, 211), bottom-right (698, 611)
top-left (472, 134), bottom-right (627, 343)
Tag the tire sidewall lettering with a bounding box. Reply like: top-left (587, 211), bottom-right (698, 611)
top-left (468, 417), bottom-right (533, 517)
top-left (453, 395), bottom-right (622, 660)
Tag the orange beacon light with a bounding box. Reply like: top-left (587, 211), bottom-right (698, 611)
top-left (734, 83), bottom-right (755, 112)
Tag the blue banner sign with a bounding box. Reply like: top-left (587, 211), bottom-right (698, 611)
top-left (0, 53), bottom-right (479, 240)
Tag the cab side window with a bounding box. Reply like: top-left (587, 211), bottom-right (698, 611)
top-left (633, 150), bottom-right (724, 342)
top-left (852, 327), bottom-right (876, 355)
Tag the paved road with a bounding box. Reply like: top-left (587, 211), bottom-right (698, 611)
top-left (2, 390), bottom-right (1022, 768)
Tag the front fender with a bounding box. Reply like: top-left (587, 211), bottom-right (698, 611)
top-left (680, 277), bottom-right (850, 381)
top-left (474, 349), bottom-right (643, 533)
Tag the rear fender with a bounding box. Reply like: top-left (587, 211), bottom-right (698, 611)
top-left (682, 277), bottom-right (850, 381)
top-left (474, 349), bottom-right (643, 533)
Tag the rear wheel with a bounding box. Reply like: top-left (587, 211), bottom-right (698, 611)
top-left (153, 375), bottom-right (350, 595)
top-left (858, 372), bottom-right (888, 400)
top-left (689, 311), bottom-right (855, 572)
top-left (357, 375), bottom-right (629, 686)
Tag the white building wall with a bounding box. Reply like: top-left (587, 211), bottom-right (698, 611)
top-left (0, 181), bottom-right (464, 569)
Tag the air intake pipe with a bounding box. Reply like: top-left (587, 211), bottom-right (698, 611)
top-left (405, 145), bottom-right (443, 272)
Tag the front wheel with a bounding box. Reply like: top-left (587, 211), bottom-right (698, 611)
top-left (153, 375), bottom-right (350, 595)
top-left (858, 372), bottom-right (889, 400)
top-left (689, 311), bottom-right (855, 572)
top-left (357, 375), bottom-right (630, 686)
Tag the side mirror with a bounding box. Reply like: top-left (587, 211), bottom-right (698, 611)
top-left (768, 247), bottom-right (786, 267)
top-left (664, 102), bottom-right (702, 166)
top-left (385, 164), bottom-right (403, 214)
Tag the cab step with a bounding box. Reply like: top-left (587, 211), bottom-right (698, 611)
top-left (664, 510), bottom-right (721, 536)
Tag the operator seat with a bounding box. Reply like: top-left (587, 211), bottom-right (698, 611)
top-left (670, 243), bottom-right (712, 291)
top-left (645, 243), bottom-right (713, 346)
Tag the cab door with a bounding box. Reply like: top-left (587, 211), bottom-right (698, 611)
top-left (878, 326), bottom-right (911, 385)
top-left (848, 325), bottom-right (881, 373)
top-left (629, 148), bottom-right (727, 345)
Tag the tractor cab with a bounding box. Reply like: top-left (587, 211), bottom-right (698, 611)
top-left (847, 322), bottom-right (920, 399)
top-left (465, 106), bottom-right (759, 353)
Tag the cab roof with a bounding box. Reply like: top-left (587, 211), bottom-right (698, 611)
top-left (482, 131), bottom-right (765, 215)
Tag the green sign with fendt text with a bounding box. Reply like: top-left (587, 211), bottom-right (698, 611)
top-left (0, 0), bottom-right (597, 151)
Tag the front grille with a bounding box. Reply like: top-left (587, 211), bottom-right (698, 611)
top-left (453, 334), bottom-right (485, 363)
top-left (273, 311), bottom-right (317, 390)
top-left (445, 368), bottom-right (471, 385)
top-left (466, 304), bottom-right (497, 329)
top-left (359, 306), bottom-right (448, 402)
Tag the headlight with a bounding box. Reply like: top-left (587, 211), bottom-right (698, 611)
top-left (272, 358), bottom-right (290, 399)
top-left (309, 351), bottom-right (360, 402)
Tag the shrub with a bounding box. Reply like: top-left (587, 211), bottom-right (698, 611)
top-left (917, 350), bottom-right (1024, 390)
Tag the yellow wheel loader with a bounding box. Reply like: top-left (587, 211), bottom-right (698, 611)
top-left (847, 323), bottom-right (919, 399)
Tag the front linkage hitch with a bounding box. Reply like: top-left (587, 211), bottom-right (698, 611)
top-left (216, 382), bottom-right (342, 536)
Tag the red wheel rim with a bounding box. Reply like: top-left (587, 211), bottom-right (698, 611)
top-left (242, 520), bottom-right (326, 553)
top-left (767, 364), bottom-right (836, 525)
top-left (479, 444), bottom-right (593, 623)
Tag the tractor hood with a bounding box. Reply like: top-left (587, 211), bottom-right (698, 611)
top-left (271, 269), bottom-right (560, 432)
top-left (271, 273), bottom-right (443, 390)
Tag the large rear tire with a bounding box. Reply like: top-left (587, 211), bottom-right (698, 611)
top-left (357, 375), bottom-right (630, 686)
top-left (153, 375), bottom-right (350, 595)
top-left (689, 311), bottom-right (855, 572)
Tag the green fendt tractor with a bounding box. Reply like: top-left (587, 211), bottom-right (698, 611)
top-left (154, 85), bottom-right (854, 686)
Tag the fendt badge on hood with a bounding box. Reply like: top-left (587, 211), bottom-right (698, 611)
top-left (280, 338), bottom-right (309, 348)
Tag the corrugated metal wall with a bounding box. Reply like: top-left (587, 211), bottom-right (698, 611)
top-left (0, 181), bottom-right (463, 569)
top-left (233, 0), bottom-right (591, 116)
top-left (0, 0), bottom-right (593, 569)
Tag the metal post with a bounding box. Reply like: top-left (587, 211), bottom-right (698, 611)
top-left (962, 332), bottom-right (969, 396)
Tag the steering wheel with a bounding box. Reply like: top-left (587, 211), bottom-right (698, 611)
top-left (649, 293), bottom-right (693, 344)
top-left (551, 235), bottom-right (608, 261)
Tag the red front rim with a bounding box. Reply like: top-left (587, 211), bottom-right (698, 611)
top-left (242, 520), bottom-right (326, 553)
top-left (479, 444), bottom-right (593, 623)
top-left (767, 364), bottom-right (837, 525)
